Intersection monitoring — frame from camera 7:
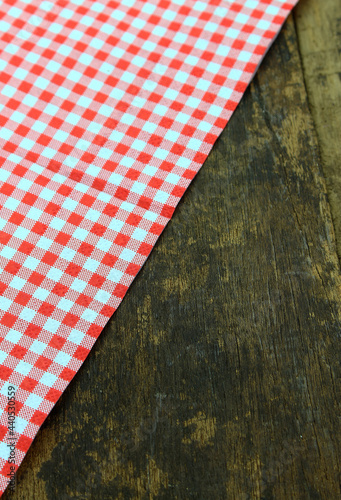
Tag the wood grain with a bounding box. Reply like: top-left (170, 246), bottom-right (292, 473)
top-left (4, 5), bottom-right (341, 500)
top-left (294, 0), bottom-right (341, 260)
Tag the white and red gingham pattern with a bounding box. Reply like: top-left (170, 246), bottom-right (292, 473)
top-left (0, 0), bottom-right (297, 494)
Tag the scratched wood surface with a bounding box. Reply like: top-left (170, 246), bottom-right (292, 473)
top-left (295, 0), bottom-right (341, 261)
top-left (4, 1), bottom-right (341, 499)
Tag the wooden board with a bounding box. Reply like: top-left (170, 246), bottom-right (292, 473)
top-left (4, 4), bottom-right (341, 499)
top-left (295, 0), bottom-right (341, 260)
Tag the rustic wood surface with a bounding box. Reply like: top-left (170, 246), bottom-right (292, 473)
top-left (4, 1), bottom-right (341, 499)
top-left (295, 0), bottom-right (341, 261)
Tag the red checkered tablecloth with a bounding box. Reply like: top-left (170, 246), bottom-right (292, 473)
top-left (0, 0), bottom-right (297, 494)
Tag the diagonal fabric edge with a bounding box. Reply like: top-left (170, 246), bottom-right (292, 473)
top-left (0, 0), bottom-right (298, 494)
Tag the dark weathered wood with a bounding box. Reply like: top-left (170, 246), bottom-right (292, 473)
top-left (4, 8), bottom-right (341, 500)
top-left (294, 0), bottom-right (341, 261)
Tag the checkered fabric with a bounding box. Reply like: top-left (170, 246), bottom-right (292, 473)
top-left (0, 0), bottom-right (297, 493)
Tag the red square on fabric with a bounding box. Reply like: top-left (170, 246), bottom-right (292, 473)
top-left (23, 193), bottom-right (38, 210)
top-left (62, 313), bottom-right (79, 327)
top-left (65, 263), bottom-right (82, 277)
top-left (15, 292), bottom-right (31, 306)
top-left (67, 213), bottom-right (83, 226)
top-left (114, 234), bottom-right (130, 246)
top-left (45, 202), bottom-right (60, 216)
top-left (42, 252), bottom-right (58, 266)
top-left (126, 214), bottom-right (142, 226)
top-left (0, 232), bottom-right (11, 245)
top-left (38, 302), bottom-right (55, 316)
top-left (103, 204), bottom-right (118, 217)
top-left (4, 262), bottom-right (20, 275)
top-left (0, 366), bottom-right (12, 380)
top-left (32, 222), bottom-right (48, 235)
top-left (100, 305), bottom-right (115, 317)
top-left (101, 254), bottom-right (117, 267)
top-left (45, 388), bottom-right (62, 403)
top-left (76, 294), bottom-right (92, 307)
top-left (20, 377), bottom-right (38, 391)
top-left (78, 242), bottom-right (94, 256)
top-left (138, 243), bottom-right (153, 256)
top-left (1, 313), bottom-right (17, 328)
top-left (114, 284), bottom-right (128, 298)
top-left (0, 426), bottom-right (7, 441)
top-left (35, 357), bottom-right (52, 370)
top-left (55, 232), bottom-right (72, 245)
top-left (115, 187), bottom-right (129, 200)
top-left (49, 335), bottom-right (66, 349)
top-left (89, 274), bottom-right (105, 288)
top-left (10, 346), bottom-right (27, 359)
top-left (0, 183), bottom-right (15, 196)
top-left (16, 436), bottom-right (33, 453)
top-left (25, 324), bottom-right (41, 339)
top-left (91, 223), bottom-right (106, 236)
top-left (60, 368), bottom-right (76, 381)
top-left (73, 346), bottom-right (89, 361)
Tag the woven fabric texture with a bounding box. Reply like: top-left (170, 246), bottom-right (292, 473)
top-left (0, 0), bottom-right (297, 494)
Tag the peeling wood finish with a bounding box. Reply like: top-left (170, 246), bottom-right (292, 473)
top-left (4, 5), bottom-right (341, 500)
